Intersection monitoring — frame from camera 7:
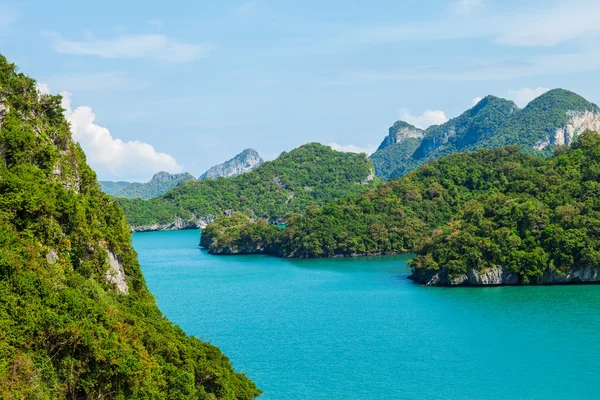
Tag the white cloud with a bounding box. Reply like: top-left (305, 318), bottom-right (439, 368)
top-left (59, 91), bottom-right (182, 181)
top-left (328, 142), bottom-right (377, 155)
top-left (496, 2), bottom-right (600, 47)
top-left (399, 108), bottom-right (449, 129)
top-left (472, 96), bottom-right (483, 106)
top-left (343, 49), bottom-right (600, 82)
top-left (508, 87), bottom-right (550, 107)
top-left (44, 32), bottom-right (212, 63)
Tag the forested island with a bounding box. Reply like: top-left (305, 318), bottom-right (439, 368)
top-left (0, 55), bottom-right (260, 398)
top-left (202, 131), bottom-right (600, 286)
top-left (118, 143), bottom-right (375, 231)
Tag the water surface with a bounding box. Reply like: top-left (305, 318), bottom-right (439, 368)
top-left (133, 230), bottom-right (600, 400)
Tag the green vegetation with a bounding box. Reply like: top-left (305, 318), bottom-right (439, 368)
top-left (119, 143), bottom-right (375, 228)
top-left (411, 131), bottom-right (600, 284)
top-left (0, 55), bottom-right (259, 398)
top-left (204, 131), bottom-right (600, 285)
top-left (371, 90), bottom-right (600, 180)
top-left (200, 213), bottom-right (282, 254)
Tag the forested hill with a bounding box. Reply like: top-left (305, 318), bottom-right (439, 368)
top-left (202, 131), bottom-right (600, 286)
top-left (0, 55), bottom-right (259, 398)
top-left (118, 143), bottom-right (375, 231)
top-left (371, 90), bottom-right (600, 180)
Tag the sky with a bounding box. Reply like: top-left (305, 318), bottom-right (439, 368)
top-left (1, 0), bottom-right (600, 181)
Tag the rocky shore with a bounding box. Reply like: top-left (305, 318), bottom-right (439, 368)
top-left (409, 265), bottom-right (600, 286)
top-left (131, 215), bottom-right (215, 232)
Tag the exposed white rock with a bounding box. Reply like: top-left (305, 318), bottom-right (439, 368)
top-left (200, 149), bottom-right (263, 180)
top-left (105, 250), bottom-right (129, 295)
top-left (394, 126), bottom-right (424, 143)
top-left (0, 102), bottom-right (8, 123)
top-left (535, 139), bottom-right (550, 151)
top-left (554, 110), bottom-right (600, 146)
top-left (361, 171), bottom-right (375, 185)
top-left (131, 214), bottom-right (216, 232)
top-left (46, 249), bottom-right (59, 264)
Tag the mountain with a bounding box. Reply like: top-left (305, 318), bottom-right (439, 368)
top-left (201, 131), bottom-right (600, 287)
top-left (200, 148), bottom-right (263, 180)
top-left (0, 55), bottom-right (259, 398)
top-left (371, 89), bottom-right (600, 180)
top-left (98, 180), bottom-right (130, 195)
top-left (118, 143), bottom-right (375, 231)
top-left (101, 171), bottom-right (196, 200)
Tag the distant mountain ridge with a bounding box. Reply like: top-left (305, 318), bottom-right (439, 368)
top-left (100, 149), bottom-right (264, 199)
top-left (371, 89), bottom-right (600, 180)
top-left (100, 171), bottom-right (196, 200)
top-left (200, 148), bottom-right (263, 180)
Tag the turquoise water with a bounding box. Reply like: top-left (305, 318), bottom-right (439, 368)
top-left (133, 230), bottom-right (600, 400)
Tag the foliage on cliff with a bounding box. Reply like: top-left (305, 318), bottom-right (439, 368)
top-left (410, 131), bottom-right (600, 283)
top-left (371, 90), bottom-right (599, 180)
top-left (204, 131), bottom-right (600, 284)
top-left (119, 143), bottom-right (375, 228)
top-left (0, 55), bottom-right (259, 399)
top-left (200, 213), bottom-right (282, 254)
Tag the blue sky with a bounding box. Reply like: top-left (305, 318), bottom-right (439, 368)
top-left (1, 0), bottom-right (600, 181)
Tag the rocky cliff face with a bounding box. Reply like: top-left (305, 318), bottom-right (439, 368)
top-left (377, 121), bottom-right (424, 151)
top-left (553, 110), bottom-right (600, 146)
top-left (200, 148), bottom-right (263, 180)
top-left (131, 214), bottom-right (216, 232)
top-left (409, 265), bottom-right (600, 286)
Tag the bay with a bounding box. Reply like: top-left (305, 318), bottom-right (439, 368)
top-left (133, 230), bottom-right (600, 400)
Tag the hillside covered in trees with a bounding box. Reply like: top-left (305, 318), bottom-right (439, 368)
top-left (119, 143), bottom-right (375, 230)
top-left (0, 55), bottom-right (259, 398)
top-left (371, 90), bottom-right (600, 180)
top-left (202, 131), bottom-right (600, 286)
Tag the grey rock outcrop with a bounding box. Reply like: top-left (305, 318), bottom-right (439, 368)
top-left (104, 250), bottom-right (129, 295)
top-left (377, 121), bottom-right (424, 151)
top-left (410, 265), bottom-right (600, 286)
top-left (200, 149), bottom-right (263, 180)
top-left (552, 110), bottom-right (600, 146)
top-left (131, 214), bottom-right (216, 232)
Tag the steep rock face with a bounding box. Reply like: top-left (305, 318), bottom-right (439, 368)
top-left (200, 148), bottom-right (263, 180)
top-left (409, 265), bottom-right (600, 286)
top-left (552, 110), bottom-right (600, 146)
top-left (104, 250), bottom-right (129, 295)
top-left (377, 121), bottom-right (424, 151)
top-left (131, 214), bottom-right (216, 232)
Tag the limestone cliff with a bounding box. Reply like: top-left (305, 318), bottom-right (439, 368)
top-left (199, 148), bottom-right (263, 180)
top-left (376, 121), bottom-right (424, 151)
top-left (409, 265), bottom-right (600, 286)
